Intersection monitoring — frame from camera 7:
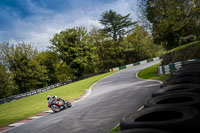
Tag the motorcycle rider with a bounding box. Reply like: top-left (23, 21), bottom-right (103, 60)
top-left (47, 95), bottom-right (72, 112)
top-left (52, 95), bottom-right (64, 102)
top-left (47, 95), bottom-right (53, 107)
top-left (47, 95), bottom-right (67, 107)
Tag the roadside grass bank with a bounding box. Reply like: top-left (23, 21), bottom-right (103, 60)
top-left (0, 71), bottom-right (115, 128)
top-left (162, 40), bottom-right (200, 65)
top-left (109, 63), bottom-right (170, 132)
top-left (137, 63), bottom-right (170, 81)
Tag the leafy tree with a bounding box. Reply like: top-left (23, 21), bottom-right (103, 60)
top-left (35, 51), bottom-right (70, 84)
top-left (137, 0), bottom-right (152, 31)
top-left (99, 10), bottom-right (136, 41)
top-left (0, 63), bottom-right (19, 98)
top-left (50, 27), bottom-right (94, 78)
top-left (0, 42), bottom-right (49, 93)
top-left (122, 24), bottom-right (164, 63)
top-left (89, 29), bottom-right (116, 71)
top-left (140, 0), bottom-right (200, 49)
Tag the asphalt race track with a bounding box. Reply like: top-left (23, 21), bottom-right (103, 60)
top-left (5, 61), bottom-right (161, 133)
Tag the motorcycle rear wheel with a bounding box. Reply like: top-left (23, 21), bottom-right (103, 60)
top-left (66, 102), bottom-right (72, 107)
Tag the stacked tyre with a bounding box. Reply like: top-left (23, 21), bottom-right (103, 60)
top-left (119, 60), bottom-right (200, 133)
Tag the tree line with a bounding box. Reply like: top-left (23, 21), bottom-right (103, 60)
top-left (0, 10), bottom-right (164, 98)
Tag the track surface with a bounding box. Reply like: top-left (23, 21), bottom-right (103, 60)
top-left (5, 61), bottom-right (161, 133)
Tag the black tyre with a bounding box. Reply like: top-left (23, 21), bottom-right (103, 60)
top-left (117, 128), bottom-right (171, 133)
top-left (181, 61), bottom-right (200, 68)
top-left (160, 77), bottom-right (200, 88)
top-left (50, 104), bottom-right (61, 112)
top-left (172, 70), bottom-right (200, 76)
top-left (66, 101), bottom-right (72, 108)
top-left (145, 92), bottom-right (200, 110)
top-left (120, 106), bottom-right (200, 132)
top-left (152, 84), bottom-right (200, 97)
top-left (168, 72), bottom-right (200, 81)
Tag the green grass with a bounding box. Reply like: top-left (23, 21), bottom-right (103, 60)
top-left (137, 63), bottom-right (170, 81)
top-left (109, 125), bottom-right (120, 133)
top-left (0, 71), bottom-right (115, 128)
top-left (163, 41), bottom-right (200, 55)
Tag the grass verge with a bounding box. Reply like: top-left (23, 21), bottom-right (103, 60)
top-left (109, 125), bottom-right (120, 133)
top-left (137, 63), bottom-right (170, 81)
top-left (0, 71), bottom-right (115, 128)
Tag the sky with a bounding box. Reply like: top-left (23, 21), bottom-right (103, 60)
top-left (0, 0), bottom-right (139, 51)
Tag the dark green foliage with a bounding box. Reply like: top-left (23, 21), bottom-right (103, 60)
top-left (89, 25), bottom-right (164, 71)
top-left (0, 63), bottom-right (19, 98)
top-left (35, 51), bottom-right (70, 84)
top-left (89, 29), bottom-right (118, 71)
top-left (122, 24), bottom-right (165, 65)
top-left (0, 42), bottom-right (49, 93)
top-left (50, 27), bottom-right (94, 78)
top-left (99, 10), bottom-right (136, 41)
top-left (140, 0), bottom-right (200, 50)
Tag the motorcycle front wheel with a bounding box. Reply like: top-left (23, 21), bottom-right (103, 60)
top-left (66, 101), bottom-right (72, 108)
top-left (51, 104), bottom-right (61, 112)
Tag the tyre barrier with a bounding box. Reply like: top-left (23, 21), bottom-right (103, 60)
top-left (152, 84), bottom-right (200, 97)
top-left (178, 66), bottom-right (200, 72)
top-left (118, 60), bottom-right (200, 133)
top-left (158, 59), bottom-right (200, 75)
top-left (179, 60), bottom-right (200, 71)
top-left (120, 106), bottom-right (200, 133)
top-left (167, 71), bottom-right (200, 81)
top-left (116, 128), bottom-right (171, 133)
top-left (182, 60), bottom-right (200, 65)
top-left (144, 92), bottom-right (200, 110)
top-left (160, 76), bottom-right (200, 88)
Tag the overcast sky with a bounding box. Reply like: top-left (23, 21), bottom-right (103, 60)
top-left (0, 0), bottom-right (139, 51)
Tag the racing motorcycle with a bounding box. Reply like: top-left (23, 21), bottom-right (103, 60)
top-left (48, 100), bottom-right (72, 112)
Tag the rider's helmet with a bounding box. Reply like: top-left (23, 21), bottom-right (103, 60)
top-left (47, 95), bottom-right (51, 100)
top-left (52, 96), bottom-right (57, 100)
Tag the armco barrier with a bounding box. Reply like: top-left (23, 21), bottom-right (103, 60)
top-left (110, 57), bottom-right (162, 72)
top-left (158, 59), bottom-right (200, 75)
top-left (0, 71), bottom-right (107, 105)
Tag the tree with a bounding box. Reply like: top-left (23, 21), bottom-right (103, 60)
top-left (50, 27), bottom-right (94, 78)
top-left (140, 0), bottom-right (200, 49)
top-left (122, 24), bottom-right (164, 63)
top-left (0, 63), bottom-right (19, 98)
top-left (89, 28), bottom-right (116, 71)
top-left (0, 42), bottom-right (49, 93)
top-left (137, 0), bottom-right (152, 31)
top-left (35, 51), bottom-right (70, 84)
top-left (99, 10), bottom-right (136, 41)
